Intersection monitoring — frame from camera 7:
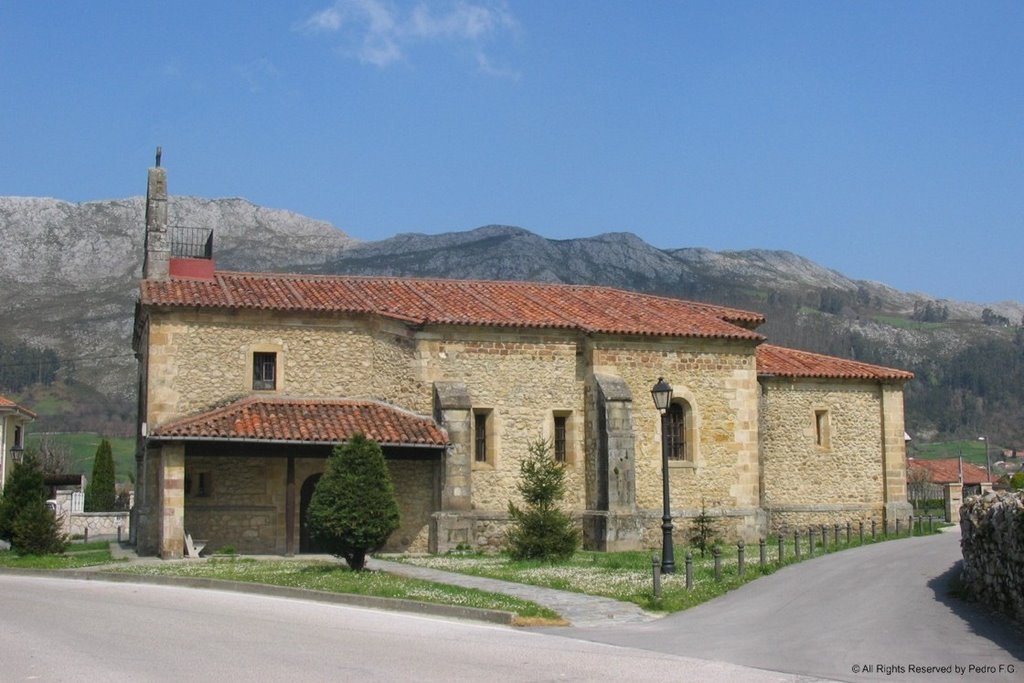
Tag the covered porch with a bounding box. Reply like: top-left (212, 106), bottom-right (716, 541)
top-left (135, 397), bottom-right (448, 558)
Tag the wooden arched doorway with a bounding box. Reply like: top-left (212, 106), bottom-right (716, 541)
top-left (299, 473), bottom-right (323, 553)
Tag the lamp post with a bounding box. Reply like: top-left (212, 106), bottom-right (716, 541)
top-left (651, 377), bottom-right (675, 574)
top-left (10, 443), bottom-right (24, 464)
top-left (978, 436), bottom-right (991, 481)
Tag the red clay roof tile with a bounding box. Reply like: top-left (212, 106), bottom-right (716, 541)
top-left (151, 397), bottom-right (448, 447)
top-left (909, 458), bottom-right (991, 484)
top-left (0, 394), bottom-right (36, 419)
top-left (141, 272), bottom-right (766, 342)
top-left (757, 344), bottom-right (914, 381)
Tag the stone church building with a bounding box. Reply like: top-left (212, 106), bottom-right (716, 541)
top-left (132, 161), bottom-right (913, 559)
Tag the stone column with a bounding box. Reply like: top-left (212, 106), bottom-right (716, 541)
top-left (158, 443), bottom-right (186, 559)
top-left (582, 373), bottom-right (642, 551)
top-left (880, 384), bottom-right (913, 525)
top-left (430, 382), bottom-right (474, 553)
top-left (944, 482), bottom-right (964, 524)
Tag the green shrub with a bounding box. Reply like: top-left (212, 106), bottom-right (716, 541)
top-left (0, 452), bottom-right (47, 543)
top-left (506, 439), bottom-right (579, 561)
top-left (12, 499), bottom-right (67, 556)
top-left (307, 434), bottom-right (400, 571)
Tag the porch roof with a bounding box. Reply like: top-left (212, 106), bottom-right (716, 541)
top-left (151, 397), bottom-right (448, 448)
top-left (908, 457), bottom-right (991, 485)
top-left (756, 344), bottom-right (914, 381)
top-left (0, 394), bottom-right (36, 420)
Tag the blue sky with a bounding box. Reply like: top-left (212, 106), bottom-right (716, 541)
top-left (2, 2), bottom-right (1021, 304)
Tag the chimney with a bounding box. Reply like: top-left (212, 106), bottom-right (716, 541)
top-left (142, 147), bottom-right (170, 280)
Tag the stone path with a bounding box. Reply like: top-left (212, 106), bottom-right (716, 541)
top-left (368, 557), bottom-right (660, 628)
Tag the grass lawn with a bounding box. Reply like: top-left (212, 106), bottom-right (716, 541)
top-left (0, 540), bottom-right (115, 569)
top-left (106, 558), bottom-right (561, 624)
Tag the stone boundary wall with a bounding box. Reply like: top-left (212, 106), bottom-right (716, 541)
top-left (960, 491), bottom-right (1024, 622)
top-left (54, 490), bottom-right (131, 540)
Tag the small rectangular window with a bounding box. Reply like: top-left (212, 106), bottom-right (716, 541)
top-left (815, 409), bottom-right (830, 449)
top-left (553, 415), bottom-right (567, 463)
top-left (474, 412), bottom-right (488, 463)
top-left (197, 472), bottom-right (211, 497)
top-left (253, 352), bottom-right (277, 390)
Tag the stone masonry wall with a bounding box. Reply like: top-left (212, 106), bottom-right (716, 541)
top-left (415, 329), bottom-right (586, 514)
top-left (145, 310), bottom-right (428, 428)
top-left (960, 491), bottom-right (1024, 622)
top-left (760, 379), bottom-right (889, 531)
top-left (589, 337), bottom-right (762, 540)
top-left (182, 454), bottom-right (436, 555)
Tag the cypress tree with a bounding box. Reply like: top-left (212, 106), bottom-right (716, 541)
top-left (84, 438), bottom-right (116, 512)
top-left (307, 434), bottom-right (400, 571)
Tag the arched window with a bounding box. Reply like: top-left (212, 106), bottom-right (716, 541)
top-left (664, 402), bottom-right (687, 461)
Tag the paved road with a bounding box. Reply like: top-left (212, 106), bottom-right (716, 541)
top-left (0, 574), bottom-right (815, 682)
top-left (546, 529), bottom-right (1024, 682)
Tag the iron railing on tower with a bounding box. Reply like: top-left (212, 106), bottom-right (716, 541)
top-left (169, 226), bottom-right (214, 259)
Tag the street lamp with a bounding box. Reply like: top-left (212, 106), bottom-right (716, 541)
top-left (978, 436), bottom-right (991, 481)
top-left (651, 377), bottom-right (676, 574)
top-left (10, 443), bottom-right (24, 464)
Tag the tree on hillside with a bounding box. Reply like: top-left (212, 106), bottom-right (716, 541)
top-left (505, 439), bottom-right (579, 561)
top-left (84, 438), bottom-right (116, 512)
top-left (307, 434), bottom-right (400, 571)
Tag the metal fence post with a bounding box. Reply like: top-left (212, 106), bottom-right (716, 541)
top-left (737, 540), bottom-right (745, 576)
top-left (820, 524), bottom-right (827, 549)
top-left (859, 520), bottom-right (865, 544)
top-left (833, 523), bottom-right (840, 547)
top-left (846, 521), bottom-right (852, 545)
top-left (794, 529), bottom-right (801, 560)
top-left (713, 547), bottom-right (722, 581)
top-left (778, 532), bottom-right (785, 565)
top-left (871, 519), bottom-right (877, 541)
top-left (685, 551), bottom-right (693, 591)
top-left (809, 527), bottom-right (815, 556)
top-left (759, 538), bottom-right (767, 568)
top-left (909, 515), bottom-right (914, 537)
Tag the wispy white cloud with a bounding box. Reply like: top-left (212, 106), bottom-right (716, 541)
top-left (298, 0), bottom-right (518, 73)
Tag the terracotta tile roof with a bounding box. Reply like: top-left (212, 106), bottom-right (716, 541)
top-left (151, 397), bottom-right (448, 448)
top-left (0, 395), bottom-right (36, 419)
top-left (141, 272), bottom-right (765, 341)
top-left (909, 458), bottom-right (991, 484)
top-left (756, 344), bottom-right (914, 381)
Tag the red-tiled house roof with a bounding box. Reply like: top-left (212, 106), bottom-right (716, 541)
top-left (151, 397), bottom-right (448, 448)
top-left (141, 272), bottom-right (766, 342)
top-left (908, 458), bottom-right (991, 485)
top-left (0, 395), bottom-right (36, 419)
top-left (756, 344), bottom-right (914, 381)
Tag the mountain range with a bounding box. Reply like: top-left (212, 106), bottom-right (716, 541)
top-left (2, 195), bottom-right (1021, 445)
